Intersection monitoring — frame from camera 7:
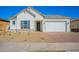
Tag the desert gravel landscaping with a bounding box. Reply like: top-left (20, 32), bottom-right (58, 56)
top-left (0, 32), bottom-right (79, 51)
top-left (0, 32), bottom-right (79, 42)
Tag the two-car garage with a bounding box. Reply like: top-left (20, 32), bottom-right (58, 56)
top-left (45, 21), bottom-right (67, 32)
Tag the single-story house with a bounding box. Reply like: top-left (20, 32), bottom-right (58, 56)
top-left (10, 7), bottom-right (70, 32)
top-left (0, 19), bottom-right (10, 32)
top-left (70, 19), bottom-right (79, 32)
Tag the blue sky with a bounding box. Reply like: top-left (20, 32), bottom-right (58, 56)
top-left (0, 6), bottom-right (79, 21)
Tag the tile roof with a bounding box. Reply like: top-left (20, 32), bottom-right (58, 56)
top-left (44, 15), bottom-right (70, 19)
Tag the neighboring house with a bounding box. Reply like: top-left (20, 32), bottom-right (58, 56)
top-left (70, 19), bottom-right (79, 32)
top-left (0, 19), bottom-right (10, 32)
top-left (10, 7), bottom-right (70, 32)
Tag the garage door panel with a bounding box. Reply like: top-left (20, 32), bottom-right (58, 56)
top-left (45, 22), bottom-right (66, 32)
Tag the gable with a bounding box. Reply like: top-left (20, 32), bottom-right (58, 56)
top-left (26, 9), bottom-right (36, 17)
top-left (15, 7), bottom-right (44, 20)
top-left (17, 10), bottom-right (34, 20)
top-left (25, 7), bottom-right (44, 19)
top-left (27, 7), bottom-right (44, 16)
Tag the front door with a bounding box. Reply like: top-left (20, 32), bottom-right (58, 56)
top-left (36, 21), bottom-right (41, 31)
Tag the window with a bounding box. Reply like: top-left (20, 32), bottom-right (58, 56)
top-left (21, 21), bottom-right (30, 29)
top-left (12, 21), bottom-right (15, 25)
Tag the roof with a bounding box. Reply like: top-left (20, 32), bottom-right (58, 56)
top-left (44, 15), bottom-right (70, 19)
top-left (27, 7), bottom-right (44, 17)
top-left (16, 6), bottom-right (44, 17)
top-left (10, 16), bottom-right (17, 19)
top-left (71, 19), bottom-right (79, 22)
top-left (11, 7), bottom-right (70, 19)
top-left (10, 6), bottom-right (44, 19)
top-left (0, 19), bottom-right (9, 22)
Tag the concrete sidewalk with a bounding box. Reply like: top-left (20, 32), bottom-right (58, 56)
top-left (0, 42), bottom-right (79, 52)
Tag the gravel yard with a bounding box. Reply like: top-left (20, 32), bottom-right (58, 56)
top-left (0, 32), bottom-right (79, 42)
top-left (0, 32), bottom-right (79, 52)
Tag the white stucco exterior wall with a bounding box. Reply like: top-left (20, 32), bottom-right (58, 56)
top-left (10, 18), bottom-right (17, 32)
top-left (10, 8), bottom-right (43, 32)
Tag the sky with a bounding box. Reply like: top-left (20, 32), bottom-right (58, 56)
top-left (0, 6), bottom-right (79, 21)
